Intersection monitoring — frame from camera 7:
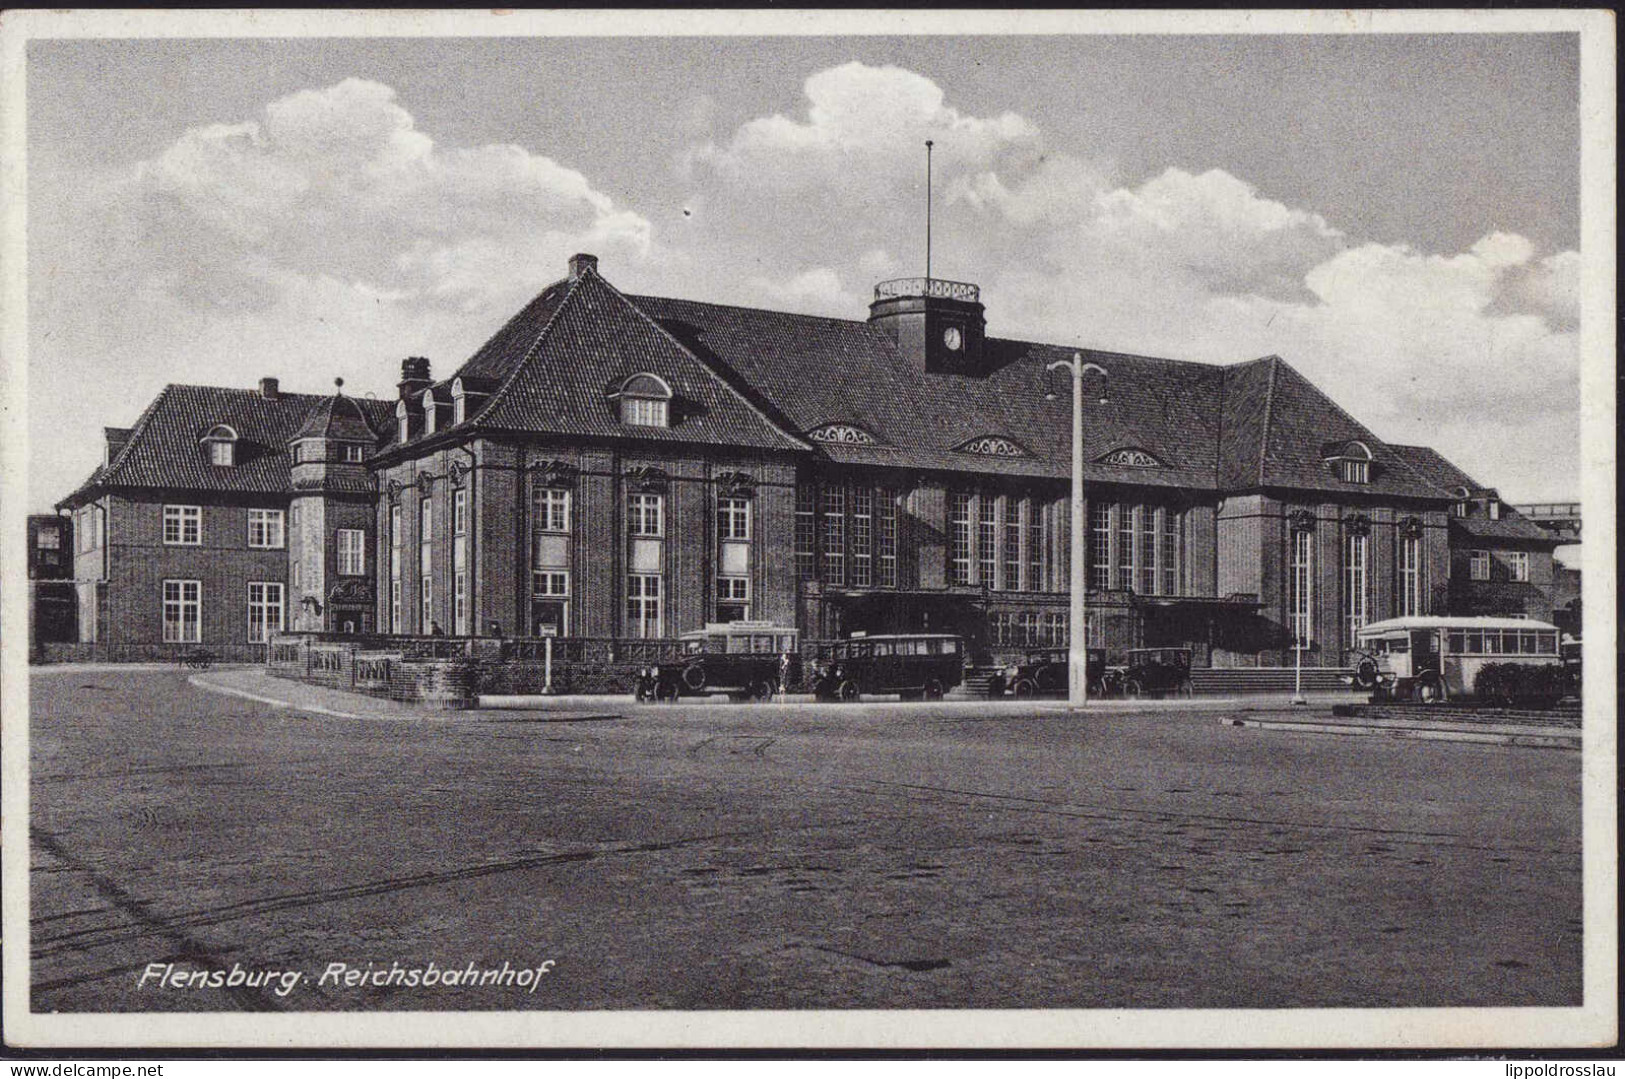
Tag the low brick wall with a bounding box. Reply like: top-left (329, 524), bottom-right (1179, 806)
top-left (37, 641), bottom-right (268, 665)
top-left (269, 633), bottom-right (490, 709)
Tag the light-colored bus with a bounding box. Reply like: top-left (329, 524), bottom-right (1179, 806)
top-left (1352, 615), bottom-right (1562, 703)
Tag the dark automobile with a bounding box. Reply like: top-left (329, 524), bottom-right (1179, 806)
top-left (811, 633), bottom-right (965, 702)
top-left (635, 622), bottom-right (801, 702)
top-left (986, 647), bottom-right (1109, 698)
top-left (1115, 647), bottom-right (1194, 698)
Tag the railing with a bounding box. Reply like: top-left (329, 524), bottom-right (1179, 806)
top-left (873, 277), bottom-right (981, 304)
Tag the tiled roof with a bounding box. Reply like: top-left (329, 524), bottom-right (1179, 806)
top-left (466, 271), bottom-right (807, 452)
top-left (62, 384), bottom-right (393, 502)
top-left (1388, 444), bottom-right (1558, 544)
top-left (452, 280), bottom-right (573, 383)
top-left (292, 392), bottom-right (382, 442)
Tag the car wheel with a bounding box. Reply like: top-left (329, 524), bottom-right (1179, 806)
top-left (837, 679), bottom-right (861, 703)
top-left (1122, 677), bottom-right (1144, 700)
top-left (655, 681), bottom-right (680, 703)
top-left (922, 678), bottom-right (945, 701)
top-left (1012, 678), bottom-right (1035, 698)
top-left (1416, 675), bottom-right (1443, 705)
top-left (1177, 678), bottom-right (1194, 698)
top-left (681, 665), bottom-right (708, 691)
top-left (749, 680), bottom-right (775, 701)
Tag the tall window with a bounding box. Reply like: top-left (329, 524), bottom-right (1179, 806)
top-left (163, 505), bottom-right (201, 546)
top-left (1398, 535), bottom-right (1422, 617)
top-left (337, 529), bottom-right (365, 576)
top-left (534, 488), bottom-right (571, 533)
top-left (1046, 612), bottom-right (1068, 647)
top-left (452, 489), bottom-right (468, 635)
top-left (795, 486), bottom-right (817, 583)
top-left (1027, 499), bottom-right (1045, 592)
top-left (248, 509), bottom-right (285, 549)
top-left (1089, 501), bottom-right (1112, 590)
top-left (1136, 507), bottom-right (1157, 594)
top-left (1117, 504), bottom-right (1134, 591)
top-left (1508, 551), bottom-right (1530, 582)
top-left (1288, 528), bottom-right (1313, 647)
top-left (822, 486), bottom-right (847, 586)
top-left (877, 489), bottom-right (898, 589)
top-left (389, 504), bottom-right (402, 633)
top-left (977, 495), bottom-right (997, 586)
top-left (1344, 531), bottom-right (1369, 642)
top-left (626, 574), bottom-right (662, 637)
top-left (850, 488), bottom-right (873, 588)
top-left (1002, 498), bottom-right (1022, 591)
top-left (1469, 550), bottom-right (1490, 581)
top-left (717, 497), bottom-right (750, 541)
top-left (162, 579), bottom-right (201, 643)
top-left (628, 492), bottom-right (664, 537)
top-left (247, 582), bottom-right (285, 643)
top-left (1159, 509), bottom-right (1181, 597)
top-left (419, 496), bottom-right (433, 631)
top-left (948, 492), bottom-right (973, 586)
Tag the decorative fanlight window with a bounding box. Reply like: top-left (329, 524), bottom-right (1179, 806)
top-left (201, 424), bottom-right (239, 467)
top-left (806, 423), bottom-right (878, 445)
top-left (1096, 447), bottom-right (1164, 468)
top-left (1323, 440), bottom-right (1375, 484)
top-left (956, 435), bottom-right (1029, 458)
top-left (616, 373), bottom-right (673, 428)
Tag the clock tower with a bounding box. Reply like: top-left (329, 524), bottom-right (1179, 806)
top-left (868, 277), bottom-right (987, 377)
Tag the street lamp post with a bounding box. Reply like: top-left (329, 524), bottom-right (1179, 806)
top-left (1046, 353), bottom-right (1108, 707)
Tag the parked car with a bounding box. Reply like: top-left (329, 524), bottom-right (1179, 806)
top-left (635, 622), bottom-right (800, 702)
top-left (986, 647), bottom-right (1110, 698)
top-left (811, 634), bottom-right (965, 702)
top-left (1114, 647), bottom-right (1194, 698)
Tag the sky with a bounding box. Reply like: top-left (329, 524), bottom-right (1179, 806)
top-left (23, 32), bottom-right (1583, 513)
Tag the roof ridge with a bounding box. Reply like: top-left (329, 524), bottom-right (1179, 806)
top-left (101, 384), bottom-right (174, 483)
top-left (630, 292), bottom-right (874, 329)
top-left (467, 274), bottom-right (589, 427)
top-left (585, 272), bottom-right (810, 451)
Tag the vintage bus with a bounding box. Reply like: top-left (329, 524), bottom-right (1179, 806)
top-left (811, 633), bottom-right (966, 702)
top-left (635, 622), bottom-right (801, 702)
top-left (1352, 616), bottom-right (1562, 704)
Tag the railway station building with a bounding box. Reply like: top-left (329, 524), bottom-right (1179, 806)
top-left (56, 253), bottom-right (1559, 667)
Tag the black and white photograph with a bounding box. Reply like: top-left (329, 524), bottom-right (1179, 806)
top-left (2, 8), bottom-right (1615, 1053)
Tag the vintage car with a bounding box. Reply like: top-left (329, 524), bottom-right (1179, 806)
top-left (1114, 647), bottom-right (1194, 698)
top-left (634, 622), bottom-right (801, 702)
top-left (810, 633), bottom-right (965, 702)
top-left (985, 647), bottom-right (1110, 698)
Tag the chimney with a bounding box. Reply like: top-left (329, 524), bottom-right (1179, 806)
top-left (568, 253), bottom-right (598, 281)
top-left (259, 377), bottom-right (280, 400)
top-left (104, 426), bottom-right (133, 466)
top-left (398, 357), bottom-right (432, 401)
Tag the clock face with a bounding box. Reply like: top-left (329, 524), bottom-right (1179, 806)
top-left (943, 326), bottom-right (963, 351)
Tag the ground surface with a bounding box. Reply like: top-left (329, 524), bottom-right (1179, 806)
top-left (29, 667), bottom-right (1582, 1012)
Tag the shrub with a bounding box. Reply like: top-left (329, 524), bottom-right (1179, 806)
top-left (1474, 662), bottom-right (1569, 706)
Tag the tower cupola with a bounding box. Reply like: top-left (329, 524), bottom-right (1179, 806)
top-left (869, 277), bottom-right (987, 376)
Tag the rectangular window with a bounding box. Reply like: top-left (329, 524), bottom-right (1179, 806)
top-left (452, 488), bottom-right (468, 536)
top-left (419, 497), bottom-right (433, 631)
top-left (1137, 506), bottom-right (1157, 595)
top-left (36, 525), bottom-right (59, 551)
top-left (534, 488), bottom-right (571, 533)
top-left (795, 484), bottom-right (818, 583)
top-left (163, 505), bottom-right (201, 546)
top-left (248, 509), bottom-right (285, 549)
top-left (624, 397), bottom-right (668, 427)
top-left (977, 495), bottom-right (997, 587)
top-left (626, 573), bottom-right (662, 638)
top-left (717, 576), bottom-right (750, 622)
top-left (210, 441), bottom-right (234, 467)
top-left (534, 571), bottom-right (570, 597)
top-left (389, 504), bottom-right (403, 633)
top-left (822, 485), bottom-right (846, 586)
top-left (850, 488), bottom-right (873, 588)
top-left (344, 444), bottom-right (366, 463)
top-left (717, 497), bottom-right (751, 541)
top-left (876, 488), bottom-right (898, 589)
top-left (1003, 497), bottom-right (1021, 591)
top-left (1398, 535), bottom-right (1422, 617)
top-left (628, 492), bottom-right (664, 537)
top-left (1028, 499), bottom-right (1044, 592)
top-left (1090, 501), bottom-right (1112, 590)
top-left (1341, 460), bottom-right (1370, 484)
top-left (337, 529), bottom-right (366, 576)
top-left (453, 513), bottom-right (468, 636)
top-left (1160, 509), bottom-right (1180, 598)
top-left (1288, 528), bottom-right (1313, 648)
top-left (1344, 531), bottom-right (1369, 642)
top-left (1508, 551), bottom-right (1530, 582)
top-left (1046, 612), bottom-right (1068, 648)
top-left (1469, 550), bottom-right (1490, 581)
top-left (162, 579), bottom-right (202, 643)
top-left (247, 582), bottom-right (285, 643)
top-left (949, 491), bottom-right (973, 586)
top-left (1117, 503), bottom-right (1134, 591)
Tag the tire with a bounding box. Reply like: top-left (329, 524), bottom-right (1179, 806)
top-left (655, 681), bottom-right (680, 703)
top-left (1012, 678), bottom-right (1036, 699)
top-left (1122, 677), bottom-right (1144, 700)
top-left (681, 664), bottom-right (708, 692)
top-left (1416, 675), bottom-right (1444, 705)
top-left (1352, 655), bottom-right (1379, 691)
top-left (633, 684), bottom-right (648, 702)
top-left (922, 678), bottom-right (945, 701)
top-left (1176, 678), bottom-right (1194, 699)
top-left (836, 679), bottom-right (861, 703)
top-left (1087, 679), bottom-right (1106, 700)
top-left (748, 680), bottom-right (774, 701)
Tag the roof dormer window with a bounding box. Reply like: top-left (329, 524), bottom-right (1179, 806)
top-left (202, 424), bottom-right (238, 467)
top-left (617, 373), bottom-right (672, 428)
top-left (397, 400), bottom-right (410, 443)
top-left (1487, 499), bottom-right (1501, 520)
top-left (421, 388), bottom-right (438, 436)
top-left (1323, 439), bottom-right (1373, 485)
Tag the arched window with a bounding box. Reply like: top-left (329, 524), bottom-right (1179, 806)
top-left (1323, 439), bottom-right (1374, 484)
top-left (619, 373), bottom-right (672, 428)
top-left (201, 424), bottom-right (238, 467)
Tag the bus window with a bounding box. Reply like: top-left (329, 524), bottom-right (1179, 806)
top-left (1465, 631), bottom-right (1483, 654)
top-left (1389, 637), bottom-right (1409, 653)
top-left (926, 640), bottom-right (942, 655)
top-left (873, 641), bottom-right (894, 656)
top-left (777, 635), bottom-right (795, 652)
top-left (725, 634), bottom-right (748, 653)
top-left (684, 639), bottom-right (705, 655)
top-left (1447, 632), bottom-right (1465, 653)
top-left (852, 642), bottom-right (872, 658)
top-left (1520, 631), bottom-right (1539, 655)
top-left (1537, 633), bottom-right (1556, 654)
top-left (943, 639), bottom-right (959, 654)
top-left (751, 635), bottom-right (774, 653)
